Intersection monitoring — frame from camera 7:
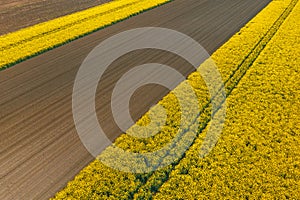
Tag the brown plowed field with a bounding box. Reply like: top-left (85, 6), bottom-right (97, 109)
top-left (0, 0), bottom-right (112, 35)
top-left (0, 0), bottom-right (271, 199)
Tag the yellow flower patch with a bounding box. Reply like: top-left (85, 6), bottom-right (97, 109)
top-left (0, 0), bottom-right (172, 70)
top-left (53, 0), bottom-right (299, 199)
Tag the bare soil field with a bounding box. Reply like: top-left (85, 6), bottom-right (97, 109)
top-left (0, 0), bottom-right (271, 199)
top-left (0, 0), bottom-right (111, 35)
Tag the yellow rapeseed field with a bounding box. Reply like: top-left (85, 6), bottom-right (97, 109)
top-left (52, 0), bottom-right (299, 199)
top-left (154, 0), bottom-right (300, 199)
top-left (0, 0), bottom-right (171, 70)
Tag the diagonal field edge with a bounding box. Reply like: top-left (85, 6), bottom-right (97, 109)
top-left (0, 0), bottom-right (142, 51)
top-left (0, 0), bottom-right (173, 71)
top-left (131, 0), bottom-right (299, 198)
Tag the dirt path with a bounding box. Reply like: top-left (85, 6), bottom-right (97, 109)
top-left (0, 0), bottom-right (271, 199)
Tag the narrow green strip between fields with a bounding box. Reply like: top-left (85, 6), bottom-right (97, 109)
top-left (0, 0), bottom-right (172, 71)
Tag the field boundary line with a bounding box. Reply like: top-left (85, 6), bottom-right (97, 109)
top-left (0, 0), bottom-right (173, 71)
top-left (0, 0), bottom-right (142, 51)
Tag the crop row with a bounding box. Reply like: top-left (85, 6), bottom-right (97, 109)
top-left (133, 0), bottom-right (299, 198)
top-left (51, 0), bottom-right (297, 199)
top-left (154, 0), bottom-right (300, 198)
top-left (0, 0), bottom-right (172, 70)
